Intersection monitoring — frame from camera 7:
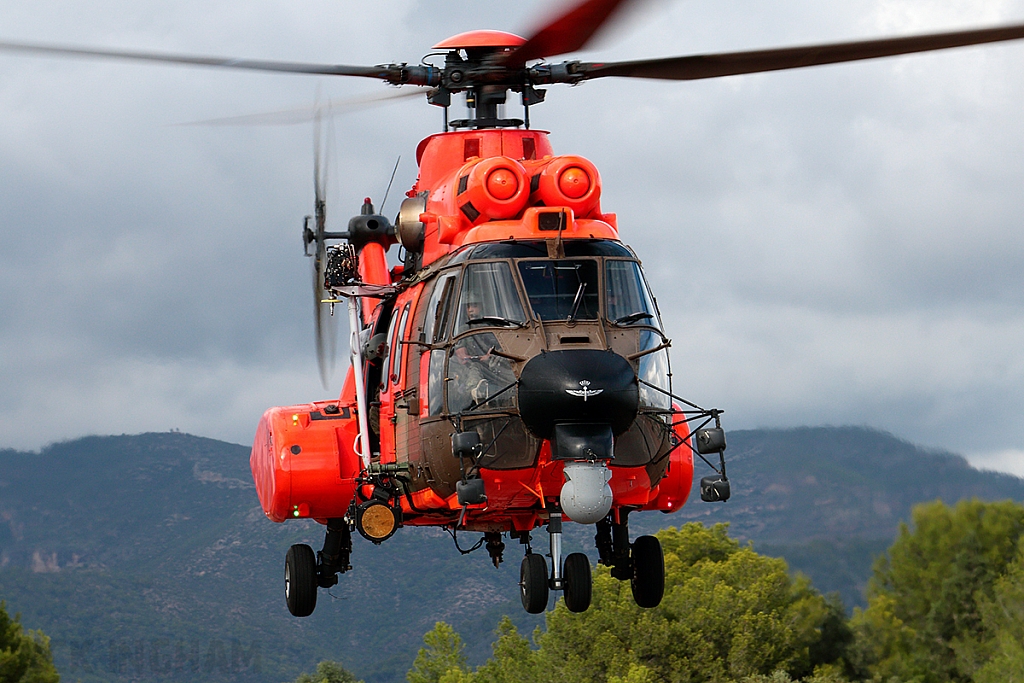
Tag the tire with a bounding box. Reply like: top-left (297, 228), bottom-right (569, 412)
top-left (285, 544), bottom-right (318, 617)
top-left (520, 553), bottom-right (549, 614)
top-left (630, 535), bottom-right (665, 609)
top-left (562, 552), bottom-right (592, 613)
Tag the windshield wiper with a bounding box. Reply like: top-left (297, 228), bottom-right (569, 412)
top-left (613, 311), bottom-right (654, 326)
top-left (567, 282), bottom-right (587, 324)
top-left (467, 316), bottom-right (524, 328)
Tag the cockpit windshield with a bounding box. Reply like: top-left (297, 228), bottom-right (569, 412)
top-left (605, 260), bottom-right (660, 329)
top-left (453, 262), bottom-right (527, 335)
top-left (517, 260), bottom-right (599, 321)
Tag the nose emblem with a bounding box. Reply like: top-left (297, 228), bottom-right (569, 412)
top-left (566, 380), bottom-right (604, 402)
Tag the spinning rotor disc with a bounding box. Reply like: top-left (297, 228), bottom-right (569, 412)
top-left (309, 105), bottom-right (337, 388)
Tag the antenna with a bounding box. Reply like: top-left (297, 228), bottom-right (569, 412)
top-left (380, 156), bottom-right (401, 215)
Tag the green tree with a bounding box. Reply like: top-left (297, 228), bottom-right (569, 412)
top-left (471, 617), bottom-right (540, 683)
top-left (953, 537), bottom-right (1024, 682)
top-left (413, 524), bottom-right (853, 683)
top-left (531, 524), bottom-right (851, 683)
top-left (851, 498), bottom-right (1024, 683)
top-left (292, 659), bottom-right (363, 683)
top-left (408, 622), bottom-right (470, 683)
top-left (0, 601), bottom-right (60, 683)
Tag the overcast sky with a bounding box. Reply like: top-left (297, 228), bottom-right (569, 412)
top-left (2, 0), bottom-right (1024, 476)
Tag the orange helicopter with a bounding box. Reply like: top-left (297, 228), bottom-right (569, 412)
top-left (5, 0), bottom-right (1024, 617)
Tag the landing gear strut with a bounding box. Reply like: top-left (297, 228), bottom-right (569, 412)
top-left (596, 512), bottom-right (665, 608)
top-left (318, 518), bottom-right (352, 587)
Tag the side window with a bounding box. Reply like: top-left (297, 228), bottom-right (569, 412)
top-left (434, 278), bottom-right (458, 343)
top-left (391, 303), bottom-right (411, 386)
top-left (637, 330), bottom-right (671, 411)
top-left (427, 349), bottom-right (446, 415)
top-left (381, 307), bottom-right (402, 390)
top-left (422, 271), bottom-right (459, 344)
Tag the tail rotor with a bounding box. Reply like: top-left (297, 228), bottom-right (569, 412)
top-left (304, 103), bottom-right (338, 388)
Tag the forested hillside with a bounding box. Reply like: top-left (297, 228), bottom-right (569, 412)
top-left (0, 428), bottom-right (1021, 682)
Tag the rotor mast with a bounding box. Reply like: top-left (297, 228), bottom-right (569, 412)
top-left (426, 31), bottom-right (533, 131)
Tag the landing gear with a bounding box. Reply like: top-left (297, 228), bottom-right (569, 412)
top-left (596, 513), bottom-right (665, 609)
top-left (596, 514), bottom-right (632, 580)
top-left (520, 553), bottom-right (549, 613)
top-left (518, 511), bottom-right (596, 614)
top-left (630, 535), bottom-right (665, 608)
top-left (562, 552), bottom-right (592, 612)
top-left (285, 544), bottom-right (318, 617)
top-left (285, 519), bottom-right (354, 618)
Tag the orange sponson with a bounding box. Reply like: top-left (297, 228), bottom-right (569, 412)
top-left (251, 402), bottom-right (361, 523)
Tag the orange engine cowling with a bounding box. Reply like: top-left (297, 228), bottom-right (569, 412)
top-left (250, 403), bottom-right (361, 523)
top-left (529, 155), bottom-right (602, 218)
top-left (455, 156), bottom-right (530, 226)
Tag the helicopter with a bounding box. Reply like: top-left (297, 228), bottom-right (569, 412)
top-left (4, 0), bottom-right (1024, 617)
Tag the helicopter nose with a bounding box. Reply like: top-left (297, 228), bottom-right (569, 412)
top-left (517, 349), bottom-right (638, 441)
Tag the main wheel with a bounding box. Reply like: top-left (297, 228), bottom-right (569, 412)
top-left (520, 553), bottom-right (549, 614)
top-left (562, 552), bottom-right (592, 613)
top-left (630, 535), bottom-right (665, 608)
top-left (285, 544), bottom-right (318, 617)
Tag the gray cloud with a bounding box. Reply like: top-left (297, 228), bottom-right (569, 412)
top-left (2, 0), bottom-right (1024, 475)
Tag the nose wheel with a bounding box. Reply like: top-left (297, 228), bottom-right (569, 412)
top-left (520, 553), bottom-right (549, 613)
top-left (562, 552), bottom-right (592, 612)
top-left (519, 511), bottom-right (596, 613)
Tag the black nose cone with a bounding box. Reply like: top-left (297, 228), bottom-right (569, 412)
top-left (518, 349), bottom-right (638, 438)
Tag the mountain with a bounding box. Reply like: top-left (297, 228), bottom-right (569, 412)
top-left (1, 427), bottom-right (1022, 683)
top-left (667, 426), bottom-right (1024, 607)
top-left (0, 433), bottom-right (545, 683)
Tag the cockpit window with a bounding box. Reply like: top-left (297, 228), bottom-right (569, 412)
top-left (605, 260), bottom-right (660, 328)
top-left (517, 260), bottom-right (599, 321)
top-left (454, 263), bottom-right (527, 336)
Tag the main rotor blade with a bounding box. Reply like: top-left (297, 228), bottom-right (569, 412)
top-left (506, 0), bottom-right (635, 67)
top-left (577, 22), bottom-right (1024, 81)
top-left (0, 38), bottom-right (391, 79)
top-left (176, 88), bottom-right (428, 127)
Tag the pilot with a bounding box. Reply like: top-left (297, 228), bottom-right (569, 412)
top-left (451, 297), bottom-right (511, 407)
top-left (455, 298), bottom-right (496, 360)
